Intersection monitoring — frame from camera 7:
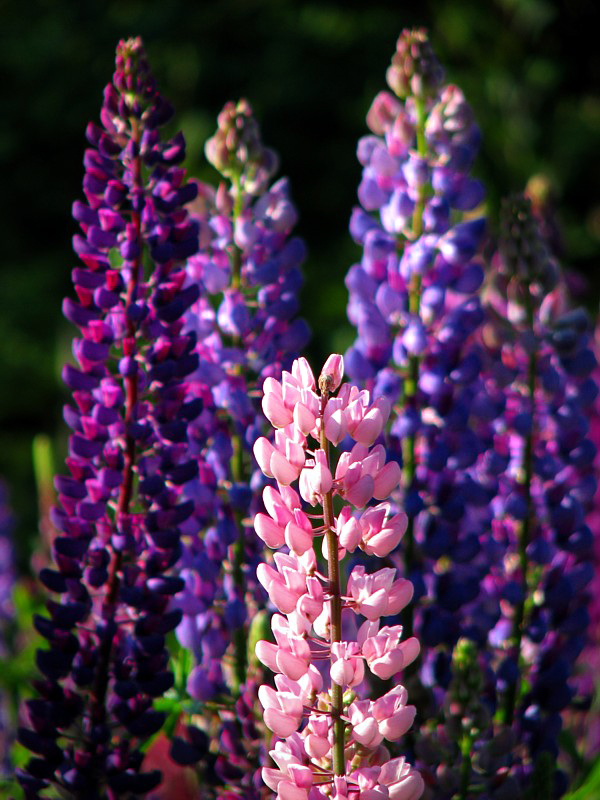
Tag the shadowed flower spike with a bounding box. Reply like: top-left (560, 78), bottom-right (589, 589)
top-left (17, 37), bottom-right (202, 797)
top-left (253, 354), bottom-right (423, 799)
top-left (165, 95), bottom-right (310, 794)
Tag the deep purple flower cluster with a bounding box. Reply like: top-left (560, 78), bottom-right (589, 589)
top-left (344, 29), bottom-right (497, 696)
top-left (476, 195), bottom-right (597, 789)
top-left (17, 38), bottom-right (202, 798)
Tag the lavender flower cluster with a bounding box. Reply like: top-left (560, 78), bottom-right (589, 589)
top-left (10, 26), bottom-right (600, 800)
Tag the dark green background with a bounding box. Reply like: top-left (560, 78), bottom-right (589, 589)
top-left (1, 0), bottom-right (599, 562)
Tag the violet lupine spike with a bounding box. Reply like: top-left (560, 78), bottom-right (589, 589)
top-left (474, 195), bottom-right (597, 795)
top-left (252, 354), bottom-right (423, 800)
top-left (344, 26), bottom-right (497, 720)
top-left (17, 37), bottom-right (202, 799)
top-left (169, 99), bottom-right (309, 795)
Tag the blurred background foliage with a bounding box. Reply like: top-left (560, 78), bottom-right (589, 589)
top-left (0, 0), bottom-right (599, 568)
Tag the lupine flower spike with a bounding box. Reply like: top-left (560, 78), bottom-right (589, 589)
top-left (17, 38), bottom-right (202, 798)
top-left (253, 354), bottom-right (423, 799)
top-left (168, 99), bottom-right (309, 796)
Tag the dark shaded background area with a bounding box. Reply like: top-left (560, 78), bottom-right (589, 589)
top-left (1, 0), bottom-right (599, 564)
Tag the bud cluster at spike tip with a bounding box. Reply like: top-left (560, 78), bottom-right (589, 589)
top-left (253, 354), bottom-right (424, 800)
top-left (469, 195), bottom-right (597, 791)
top-left (168, 99), bottom-right (309, 797)
top-left (344, 27), bottom-right (502, 720)
top-left (17, 37), bottom-right (203, 798)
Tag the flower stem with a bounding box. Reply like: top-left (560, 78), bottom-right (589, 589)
top-left (319, 385), bottom-right (345, 777)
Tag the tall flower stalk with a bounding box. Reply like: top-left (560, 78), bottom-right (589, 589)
top-left (168, 99), bottom-right (309, 796)
top-left (253, 354), bottom-right (423, 799)
top-left (345, 27), bottom-right (494, 719)
top-left (477, 195), bottom-right (597, 790)
top-left (17, 38), bottom-right (201, 798)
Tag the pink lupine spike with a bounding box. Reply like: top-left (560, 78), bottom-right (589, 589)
top-left (253, 354), bottom-right (420, 797)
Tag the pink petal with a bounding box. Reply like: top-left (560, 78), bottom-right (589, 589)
top-left (254, 512), bottom-right (286, 548)
top-left (262, 391), bottom-right (293, 428)
top-left (373, 460), bottom-right (402, 499)
top-left (253, 437), bottom-right (275, 477)
top-left (271, 449), bottom-right (300, 485)
top-left (285, 520), bottom-right (314, 556)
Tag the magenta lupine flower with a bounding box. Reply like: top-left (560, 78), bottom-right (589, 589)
top-left (17, 38), bottom-right (202, 798)
top-left (253, 355), bottom-right (423, 800)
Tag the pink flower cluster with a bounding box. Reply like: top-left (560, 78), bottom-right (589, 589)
top-left (253, 355), bottom-right (424, 799)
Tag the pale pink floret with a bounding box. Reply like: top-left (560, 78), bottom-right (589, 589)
top-left (335, 443), bottom-right (401, 508)
top-left (379, 757), bottom-right (425, 800)
top-left (320, 353), bottom-right (344, 391)
top-left (358, 503), bottom-right (408, 557)
top-left (348, 700), bottom-right (384, 749)
top-left (299, 449), bottom-right (333, 505)
top-left (358, 621), bottom-right (420, 680)
top-left (303, 714), bottom-right (331, 760)
top-left (330, 641), bottom-right (365, 687)
top-left (254, 511), bottom-right (286, 548)
top-left (296, 575), bottom-right (325, 625)
top-left (253, 434), bottom-right (305, 486)
top-left (323, 396), bottom-right (348, 445)
top-left (256, 551), bottom-right (313, 614)
top-left (347, 566), bottom-right (414, 620)
top-left (284, 511), bottom-right (315, 556)
top-left (336, 506), bottom-right (362, 552)
top-left (371, 685), bottom-right (416, 741)
top-left (291, 356), bottom-right (316, 390)
top-left (262, 378), bottom-right (294, 428)
top-left (255, 614), bottom-right (312, 680)
top-left (258, 683), bottom-right (304, 737)
top-left (262, 734), bottom-right (313, 800)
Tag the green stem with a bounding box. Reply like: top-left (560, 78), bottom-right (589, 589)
top-left (400, 93), bottom-right (427, 641)
top-left (459, 724), bottom-right (473, 800)
top-left (319, 385), bottom-right (345, 776)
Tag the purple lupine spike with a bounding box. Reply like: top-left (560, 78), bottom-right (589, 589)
top-left (167, 99), bottom-right (309, 794)
top-left (473, 195), bottom-right (597, 793)
top-left (345, 28), bottom-right (498, 726)
top-left (17, 37), bottom-right (201, 798)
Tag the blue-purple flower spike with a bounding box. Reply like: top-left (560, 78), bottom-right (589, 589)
top-left (345, 28), bottom-right (494, 682)
top-left (478, 194), bottom-right (597, 791)
top-left (17, 37), bottom-right (201, 798)
top-left (166, 98), bottom-right (308, 795)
